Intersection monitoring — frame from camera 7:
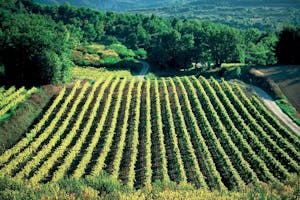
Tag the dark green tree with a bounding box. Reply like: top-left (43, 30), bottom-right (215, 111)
top-left (244, 29), bottom-right (277, 65)
top-left (276, 26), bottom-right (300, 65)
top-left (0, 13), bottom-right (74, 86)
top-left (204, 24), bottom-right (243, 68)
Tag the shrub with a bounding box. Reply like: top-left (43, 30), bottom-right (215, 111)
top-left (135, 48), bottom-right (147, 59)
top-left (108, 44), bottom-right (136, 59)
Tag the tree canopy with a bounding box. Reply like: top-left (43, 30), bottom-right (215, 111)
top-left (0, 9), bottom-right (73, 86)
top-left (0, 0), bottom-right (298, 86)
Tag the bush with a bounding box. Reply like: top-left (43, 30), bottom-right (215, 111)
top-left (84, 174), bottom-right (122, 195)
top-left (108, 44), bottom-right (136, 59)
top-left (135, 48), bottom-right (147, 59)
top-left (100, 55), bottom-right (121, 67)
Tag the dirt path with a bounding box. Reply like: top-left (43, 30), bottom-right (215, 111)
top-left (136, 61), bottom-right (149, 80)
top-left (248, 84), bottom-right (300, 136)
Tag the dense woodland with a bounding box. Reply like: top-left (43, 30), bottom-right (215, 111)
top-left (36, 0), bottom-right (300, 30)
top-left (0, 0), bottom-right (299, 86)
top-left (134, 0), bottom-right (300, 31)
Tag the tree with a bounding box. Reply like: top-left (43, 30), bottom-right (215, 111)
top-left (175, 33), bottom-right (195, 69)
top-left (160, 30), bottom-right (181, 68)
top-left (82, 22), bottom-right (97, 42)
top-left (244, 30), bottom-right (278, 65)
top-left (0, 13), bottom-right (73, 86)
top-left (135, 48), bottom-right (147, 59)
top-left (148, 47), bottom-right (169, 70)
top-left (204, 23), bottom-right (242, 68)
top-left (276, 26), bottom-right (300, 65)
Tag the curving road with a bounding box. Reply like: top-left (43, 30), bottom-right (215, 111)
top-left (248, 84), bottom-right (300, 136)
top-left (132, 63), bottom-right (300, 135)
top-left (136, 61), bottom-right (149, 80)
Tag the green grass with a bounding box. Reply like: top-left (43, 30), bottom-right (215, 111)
top-left (0, 106), bottom-right (17, 123)
top-left (276, 97), bottom-right (300, 126)
top-left (221, 63), bottom-right (248, 68)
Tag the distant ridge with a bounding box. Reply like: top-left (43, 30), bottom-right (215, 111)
top-left (34, 0), bottom-right (300, 12)
top-left (34, 0), bottom-right (180, 11)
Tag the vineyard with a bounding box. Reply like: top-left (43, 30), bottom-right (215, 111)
top-left (0, 76), bottom-right (299, 191)
top-left (0, 86), bottom-right (36, 121)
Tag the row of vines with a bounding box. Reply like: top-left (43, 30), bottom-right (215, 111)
top-left (0, 86), bottom-right (37, 119)
top-left (0, 77), bottom-right (298, 190)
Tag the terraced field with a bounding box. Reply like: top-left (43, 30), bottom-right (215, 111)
top-left (0, 76), bottom-right (299, 191)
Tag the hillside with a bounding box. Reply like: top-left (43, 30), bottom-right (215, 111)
top-left (1, 75), bottom-right (299, 190)
top-left (34, 0), bottom-right (300, 30)
top-left (133, 0), bottom-right (300, 30)
top-left (34, 0), bottom-right (178, 11)
top-left (34, 0), bottom-right (300, 11)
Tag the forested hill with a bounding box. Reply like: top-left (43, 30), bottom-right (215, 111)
top-left (34, 0), bottom-right (178, 11)
top-left (35, 0), bottom-right (300, 30)
top-left (1, 0), bottom-right (299, 86)
top-left (134, 0), bottom-right (300, 30)
top-left (34, 0), bottom-right (300, 11)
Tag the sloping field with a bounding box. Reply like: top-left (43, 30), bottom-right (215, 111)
top-left (0, 76), bottom-right (299, 191)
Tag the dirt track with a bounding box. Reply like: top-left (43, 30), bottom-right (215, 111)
top-left (249, 84), bottom-right (300, 136)
top-left (136, 61), bottom-right (149, 79)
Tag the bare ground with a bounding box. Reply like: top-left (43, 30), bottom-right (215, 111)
top-left (248, 84), bottom-right (300, 136)
top-left (255, 65), bottom-right (300, 114)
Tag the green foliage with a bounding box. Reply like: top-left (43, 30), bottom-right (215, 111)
top-left (84, 173), bottom-right (122, 194)
top-left (203, 23), bottom-right (243, 68)
top-left (244, 30), bottom-right (278, 66)
top-left (135, 48), bottom-right (147, 59)
top-left (0, 174), bottom-right (122, 200)
top-left (108, 43), bottom-right (136, 58)
top-left (1, 0), bottom-right (299, 83)
top-left (0, 12), bottom-right (73, 86)
top-left (0, 166), bottom-right (298, 199)
top-left (276, 97), bottom-right (300, 126)
top-left (100, 55), bottom-right (121, 66)
top-left (242, 175), bottom-right (300, 200)
top-left (72, 66), bottom-right (132, 80)
top-left (71, 43), bottom-right (142, 72)
top-left (0, 77), bottom-right (299, 199)
top-left (133, 0), bottom-right (300, 31)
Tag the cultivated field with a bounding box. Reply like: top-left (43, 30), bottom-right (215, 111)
top-left (0, 86), bottom-right (36, 121)
top-left (0, 76), bottom-right (299, 191)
